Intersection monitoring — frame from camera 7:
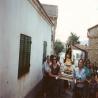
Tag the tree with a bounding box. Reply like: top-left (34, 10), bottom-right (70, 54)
top-left (54, 40), bottom-right (64, 56)
top-left (67, 32), bottom-right (80, 45)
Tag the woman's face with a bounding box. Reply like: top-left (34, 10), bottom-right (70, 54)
top-left (78, 59), bottom-right (84, 68)
top-left (52, 57), bottom-right (57, 64)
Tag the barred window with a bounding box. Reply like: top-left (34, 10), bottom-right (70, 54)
top-left (18, 34), bottom-right (32, 79)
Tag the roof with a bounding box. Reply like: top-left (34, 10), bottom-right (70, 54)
top-left (87, 24), bottom-right (98, 39)
top-left (42, 4), bottom-right (58, 18)
top-left (86, 46), bottom-right (98, 50)
top-left (88, 24), bottom-right (98, 31)
top-left (28, 0), bottom-right (53, 26)
top-left (71, 44), bottom-right (88, 52)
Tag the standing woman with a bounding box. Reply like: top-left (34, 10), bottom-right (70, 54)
top-left (73, 59), bottom-right (86, 98)
top-left (84, 59), bottom-right (92, 77)
top-left (48, 56), bottom-right (60, 98)
top-left (42, 56), bottom-right (51, 98)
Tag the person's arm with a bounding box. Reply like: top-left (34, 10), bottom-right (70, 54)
top-left (48, 66), bottom-right (59, 78)
top-left (49, 72), bottom-right (57, 78)
top-left (86, 78), bottom-right (91, 84)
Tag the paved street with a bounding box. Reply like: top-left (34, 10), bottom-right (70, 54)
top-left (25, 80), bottom-right (72, 98)
top-left (36, 89), bottom-right (72, 98)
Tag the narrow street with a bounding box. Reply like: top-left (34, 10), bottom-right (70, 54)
top-left (36, 90), bottom-right (72, 98)
top-left (26, 84), bottom-right (72, 98)
top-left (0, 0), bottom-right (98, 98)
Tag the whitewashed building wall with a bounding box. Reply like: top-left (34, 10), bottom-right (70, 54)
top-left (0, 0), bottom-right (52, 98)
top-left (72, 50), bottom-right (82, 67)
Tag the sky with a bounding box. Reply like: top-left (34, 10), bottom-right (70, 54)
top-left (39, 0), bottom-right (98, 44)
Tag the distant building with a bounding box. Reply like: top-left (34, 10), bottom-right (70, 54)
top-left (71, 44), bottom-right (87, 66)
top-left (87, 24), bottom-right (98, 66)
top-left (42, 4), bottom-right (58, 54)
top-left (0, 0), bottom-right (57, 98)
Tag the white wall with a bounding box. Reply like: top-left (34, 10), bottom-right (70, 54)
top-left (59, 52), bottom-right (65, 63)
top-left (72, 50), bottom-right (82, 67)
top-left (0, 0), bottom-right (52, 98)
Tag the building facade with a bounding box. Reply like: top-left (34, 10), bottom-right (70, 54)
top-left (87, 24), bottom-right (98, 66)
top-left (0, 0), bottom-right (55, 98)
top-left (71, 45), bottom-right (87, 67)
top-left (42, 4), bottom-right (58, 54)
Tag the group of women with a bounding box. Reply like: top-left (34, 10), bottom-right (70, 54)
top-left (72, 59), bottom-right (98, 98)
top-left (42, 55), bottom-right (98, 98)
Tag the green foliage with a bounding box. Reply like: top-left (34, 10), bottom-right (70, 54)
top-left (67, 32), bottom-right (80, 45)
top-left (54, 40), bottom-right (64, 55)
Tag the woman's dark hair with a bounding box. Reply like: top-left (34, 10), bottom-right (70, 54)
top-left (79, 59), bottom-right (84, 63)
top-left (50, 55), bottom-right (54, 62)
top-left (56, 56), bottom-right (60, 61)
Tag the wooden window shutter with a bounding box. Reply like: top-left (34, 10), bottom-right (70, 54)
top-left (18, 34), bottom-right (31, 79)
